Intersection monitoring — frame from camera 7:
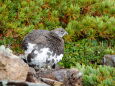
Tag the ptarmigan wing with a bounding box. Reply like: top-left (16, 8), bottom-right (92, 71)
top-left (22, 30), bottom-right (49, 50)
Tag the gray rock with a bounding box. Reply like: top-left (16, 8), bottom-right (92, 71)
top-left (0, 45), bottom-right (19, 58)
top-left (0, 45), bottom-right (29, 81)
top-left (103, 55), bottom-right (115, 67)
top-left (0, 80), bottom-right (50, 86)
top-left (36, 68), bottom-right (82, 86)
top-left (26, 67), bottom-right (40, 83)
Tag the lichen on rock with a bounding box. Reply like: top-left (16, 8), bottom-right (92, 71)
top-left (0, 45), bottom-right (19, 59)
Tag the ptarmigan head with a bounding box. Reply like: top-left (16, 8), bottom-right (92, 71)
top-left (52, 28), bottom-right (68, 37)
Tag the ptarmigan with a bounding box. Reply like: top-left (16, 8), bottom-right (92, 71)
top-left (22, 28), bottom-right (68, 69)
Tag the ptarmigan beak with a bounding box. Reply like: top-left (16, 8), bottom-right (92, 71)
top-left (65, 31), bottom-right (68, 35)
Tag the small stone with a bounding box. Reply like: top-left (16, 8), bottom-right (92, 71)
top-left (41, 78), bottom-right (63, 86)
top-left (103, 55), bottom-right (115, 67)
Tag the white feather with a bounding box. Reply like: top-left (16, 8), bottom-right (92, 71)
top-left (77, 72), bottom-right (82, 78)
top-left (25, 43), bottom-right (36, 55)
top-left (29, 47), bottom-right (63, 68)
top-left (30, 48), bottom-right (49, 67)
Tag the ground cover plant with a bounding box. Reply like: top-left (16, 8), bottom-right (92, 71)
top-left (76, 63), bottom-right (115, 86)
top-left (0, 0), bottom-right (115, 86)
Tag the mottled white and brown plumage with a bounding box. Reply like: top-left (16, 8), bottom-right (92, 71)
top-left (22, 28), bottom-right (68, 69)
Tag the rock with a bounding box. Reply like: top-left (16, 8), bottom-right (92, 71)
top-left (36, 68), bottom-right (82, 86)
top-left (0, 45), bottom-right (29, 81)
top-left (103, 55), bottom-right (115, 67)
top-left (41, 78), bottom-right (63, 86)
top-left (26, 67), bottom-right (40, 83)
top-left (0, 80), bottom-right (50, 86)
top-left (0, 45), bottom-right (19, 59)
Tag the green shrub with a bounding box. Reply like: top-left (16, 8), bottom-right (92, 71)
top-left (75, 63), bottom-right (115, 86)
top-left (66, 16), bottom-right (115, 41)
top-left (0, 0), bottom-right (115, 40)
top-left (60, 39), bottom-right (115, 68)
